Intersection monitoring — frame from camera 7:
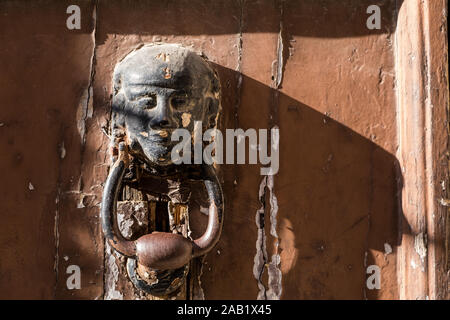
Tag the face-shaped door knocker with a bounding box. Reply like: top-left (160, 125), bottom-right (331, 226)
top-left (101, 44), bottom-right (223, 296)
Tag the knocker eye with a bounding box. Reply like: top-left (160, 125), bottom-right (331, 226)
top-left (170, 93), bottom-right (189, 110)
top-left (140, 93), bottom-right (157, 110)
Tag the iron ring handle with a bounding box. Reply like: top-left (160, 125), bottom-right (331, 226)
top-left (101, 143), bottom-right (224, 270)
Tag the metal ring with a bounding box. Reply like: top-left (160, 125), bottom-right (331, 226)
top-left (101, 142), bottom-right (224, 291)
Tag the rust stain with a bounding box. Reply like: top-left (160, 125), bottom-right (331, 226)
top-left (181, 113), bottom-right (191, 127)
top-left (163, 67), bottom-right (171, 79)
top-left (158, 130), bottom-right (169, 138)
top-left (156, 52), bottom-right (170, 62)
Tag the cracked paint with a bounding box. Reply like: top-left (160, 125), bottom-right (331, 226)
top-left (60, 142), bottom-right (66, 159)
top-left (253, 176), bottom-right (268, 300)
top-left (53, 188), bottom-right (61, 296)
top-left (104, 243), bottom-right (123, 300)
top-left (266, 175), bottom-right (281, 300)
top-left (182, 113), bottom-right (192, 127)
top-left (195, 257), bottom-right (206, 300)
top-left (253, 174), bottom-right (282, 300)
top-left (253, 0), bottom-right (285, 300)
top-left (384, 243), bottom-right (393, 255)
top-left (414, 232), bottom-right (427, 267)
top-left (76, 5), bottom-right (96, 144)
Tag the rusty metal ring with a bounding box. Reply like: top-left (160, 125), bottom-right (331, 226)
top-left (101, 142), bottom-right (224, 271)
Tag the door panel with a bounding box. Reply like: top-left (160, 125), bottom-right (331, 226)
top-left (0, 0), bottom-right (448, 300)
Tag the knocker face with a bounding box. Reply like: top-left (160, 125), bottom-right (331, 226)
top-left (103, 44), bottom-right (224, 296)
top-left (112, 44), bottom-right (220, 166)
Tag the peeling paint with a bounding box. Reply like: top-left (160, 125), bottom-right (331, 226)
top-left (60, 141), bottom-right (66, 159)
top-left (104, 243), bottom-right (124, 300)
top-left (266, 175), bottom-right (281, 300)
top-left (158, 130), bottom-right (169, 138)
top-left (182, 113), bottom-right (191, 127)
top-left (163, 67), bottom-right (172, 79)
top-left (76, 5), bottom-right (96, 144)
top-left (53, 188), bottom-right (60, 297)
top-left (117, 212), bottom-right (134, 238)
top-left (156, 52), bottom-right (170, 62)
top-left (252, 174), bottom-right (281, 299)
top-left (266, 254), bottom-right (282, 300)
top-left (274, 26), bottom-right (284, 88)
top-left (199, 205), bottom-right (209, 215)
top-left (410, 259), bottom-right (417, 270)
top-left (77, 84), bottom-right (94, 144)
top-left (77, 194), bottom-right (85, 209)
top-left (193, 121), bottom-right (203, 153)
top-left (384, 242), bottom-right (393, 255)
top-left (117, 201), bottom-right (148, 238)
top-left (414, 232), bottom-right (428, 265)
top-left (195, 257), bottom-right (206, 300)
top-left (253, 176), bottom-right (268, 300)
top-left (272, 1), bottom-right (287, 90)
top-left (253, 0), bottom-right (285, 300)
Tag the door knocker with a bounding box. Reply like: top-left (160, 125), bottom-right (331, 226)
top-left (101, 44), bottom-right (224, 296)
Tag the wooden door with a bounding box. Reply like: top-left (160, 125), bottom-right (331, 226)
top-left (0, 0), bottom-right (448, 300)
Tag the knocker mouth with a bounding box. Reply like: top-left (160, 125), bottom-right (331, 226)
top-left (136, 128), bottom-right (174, 140)
top-left (131, 129), bottom-right (177, 166)
top-left (153, 128), bottom-right (172, 137)
top-left (147, 129), bottom-right (174, 143)
top-left (141, 144), bottom-right (174, 166)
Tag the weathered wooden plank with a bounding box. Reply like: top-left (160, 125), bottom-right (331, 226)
top-left (277, 0), bottom-right (398, 299)
top-left (204, 0), bottom-right (280, 300)
top-left (94, 0), bottom-right (241, 299)
top-left (0, 0), bottom-right (98, 299)
top-left (395, 0), bottom-right (449, 300)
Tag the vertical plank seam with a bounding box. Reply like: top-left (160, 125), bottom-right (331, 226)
top-left (394, 0), bottom-right (430, 300)
top-left (265, 0), bottom-right (285, 300)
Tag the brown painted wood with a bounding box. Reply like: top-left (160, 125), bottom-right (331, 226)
top-left (277, 0), bottom-right (399, 300)
top-left (0, 0), bottom-right (97, 299)
top-left (395, 0), bottom-right (449, 300)
top-left (0, 0), bottom-right (447, 300)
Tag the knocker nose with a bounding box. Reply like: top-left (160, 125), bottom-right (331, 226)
top-left (158, 118), bottom-right (170, 128)
top-left (151, 97), bottom-right (175, 129)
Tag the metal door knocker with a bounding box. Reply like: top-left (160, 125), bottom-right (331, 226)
top-left (101, 44), bottom-right (224, 296)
